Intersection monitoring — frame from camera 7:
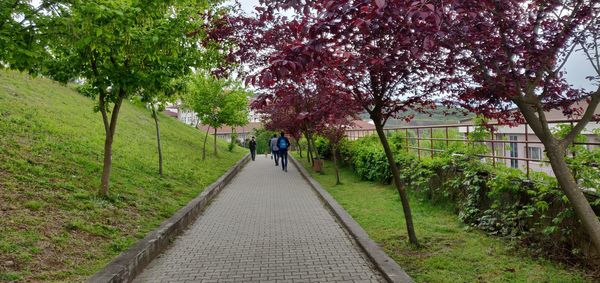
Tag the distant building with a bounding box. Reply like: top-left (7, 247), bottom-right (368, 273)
top-left (164, 102), bottom-right (252, 128)
top-left (178, 109), bottom-right (200, 126)
top-left (162, 108), bottom-right (178, 118)
top-left (346, 120), bottom-right (377, 140)
top-left (459, 100), bottom-right (600, 176)
top-left (163, 103), bottom-right (197, 125)
top-left (196, 122), bottom-right (264, 144)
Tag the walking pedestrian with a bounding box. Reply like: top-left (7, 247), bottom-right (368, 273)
top-left (249, 136), bottom-right (257, 161)
top-left (277, 132), bottom-right (290, 172)
top-left (270, 134), bottom-right (279, 166)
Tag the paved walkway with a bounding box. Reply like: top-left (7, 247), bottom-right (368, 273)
top-left (134, 155), bottom-right (384, 283)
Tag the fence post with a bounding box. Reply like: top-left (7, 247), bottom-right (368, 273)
top-left (430, 127), bottom-right (434, 158)
top-left (491, 128), bottom-right (496, 168)
top-left (405, 128), bottom-right (409, 154)
top-left (445, 127), bottom-right (449, 151)
top-left (570, 120), bottom-right (577, 183)
top-left (525, 125), bottom-right (530, 178)
top-left (466, 126), bottom-right (470, 151)
top-left (417, 128), bottom-right (421, 160)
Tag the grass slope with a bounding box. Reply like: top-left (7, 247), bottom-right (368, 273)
top-left (293, 154), bottom-right (589, 283)
top-left (0, 71), bottom-right (246, 282)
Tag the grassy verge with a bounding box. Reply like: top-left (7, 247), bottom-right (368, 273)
top-left (0, 71), bottom-right (246, 282)
top-left (292, 153), bottom-right (590, 282)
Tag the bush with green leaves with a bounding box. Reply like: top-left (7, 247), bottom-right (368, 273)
top-left (553, 124), bottom-right (600, 193)
top-left (253, 128), bottom-right (277, 154)
top-left (313, 136), bottom-right (332, 159)
top-left (338, 133), bottom-right (600, 265)
top-left (339, 135), bottom-right (392, 183)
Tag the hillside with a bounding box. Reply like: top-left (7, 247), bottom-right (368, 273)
top-left (359, 106), bottom-right (474, 126)
top-left (0, 71), bottom-right (246, 281)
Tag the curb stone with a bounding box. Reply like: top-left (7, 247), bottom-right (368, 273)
top-left (87, 154), bottom-right (251, 283)
top-left (290, 155), bottom-right (415, 283)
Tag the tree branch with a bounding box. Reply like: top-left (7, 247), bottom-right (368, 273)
top-left (581, 41), bottom-right (600, 75)
top-left (512, 96), bottom-right (545, 137)
top-left (91, 54), bottom-right (110, 135)
top-left (563, 87), bottom-right (600, 145)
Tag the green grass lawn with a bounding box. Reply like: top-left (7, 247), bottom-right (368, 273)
top-left (0, 71), bottom-right (246, 282)
top-left (293, 153), bottom-right (590, 283)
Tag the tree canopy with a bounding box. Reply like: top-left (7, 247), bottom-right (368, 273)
top-left (225, 0), bottom-right (600, 251)
top-left (41, 0), bottom-right (226, 196)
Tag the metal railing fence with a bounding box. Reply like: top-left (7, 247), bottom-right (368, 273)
top-left (345, 119), bottom-right (600, 178)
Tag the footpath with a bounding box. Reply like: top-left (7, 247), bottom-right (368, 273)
top-left (133, 156), bottom-right (384, 283)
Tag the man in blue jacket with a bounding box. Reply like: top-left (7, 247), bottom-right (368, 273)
top-left (277, 132), bottom-right (290, 172)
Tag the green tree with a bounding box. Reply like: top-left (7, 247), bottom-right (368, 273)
top-left (184, 73), bottom-right (250, 159)
top-left (45, 0), bottom-right (222, 197)
top-left (141, 78), bottom-right (188, 177)
top-left (222, 85), bottom-right (250, 152)
top-left (0, 1), bottom-right (64, 72)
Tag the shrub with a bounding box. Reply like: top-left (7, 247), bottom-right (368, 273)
top-left (339, 133), bottom-right (600, 265)
top-left (313, 136), bottom-right (331, 159)
top-left (253, 129), bottom-right (277, 154)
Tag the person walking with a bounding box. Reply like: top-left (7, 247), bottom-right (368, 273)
top-left (277, 132), bottom-right (290, 172)
top-left (267, 137), bottom-right (272, 158)
top-left (249, 136), bottom-right (257, 161)
top-left (270, 134), bottom-right (279, 166)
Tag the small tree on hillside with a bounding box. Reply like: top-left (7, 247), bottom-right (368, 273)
top-left (138, 78), bottom-right (188, 177)
top-left (184, 73), bottom-right (250, 159)
top-left (44, 0), bottom-right (221, 197)
top-left (221, 84), bottom-right (251, 152)
top-left (148, 98), bottom-right (167, 177)
top-left (142, 91), bottom-right (175, 177)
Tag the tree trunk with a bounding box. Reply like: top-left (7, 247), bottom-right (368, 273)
top-left (99, 93), bottom-right (124, 198)
top-left (372, 118), bottom-right (419, 246)
top-left (202, 125), bottom-right (210, 161)
top-left (297, 140), bottom-right (303, 158)
top-left (230, 128), bottom-right (235, 152)
top-left (332, 145), bottom-right (340, 185)
top-left (514, 98), bottom-right (600, 253)
top-left (309, 133), bottom-right (319, 165)
top-left (305, 132), bottom-right (314, 164)
top-left (152, 108), bottom-right (163, 177)
top-left (546, 141), bottom-right (600, 253)
top-left (213, 127), bottom-right (218, 157)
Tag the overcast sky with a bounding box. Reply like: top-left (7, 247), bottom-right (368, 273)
top-left (233, 0), bottom-right (260, 14)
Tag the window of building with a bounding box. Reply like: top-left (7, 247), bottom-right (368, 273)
top-left (528, 146), bottom-right (543, 161)
top-left (509, 135), bottom-right (518, 168)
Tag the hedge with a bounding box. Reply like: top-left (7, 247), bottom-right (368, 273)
top-left (331, 133), bottom-right (600, 266)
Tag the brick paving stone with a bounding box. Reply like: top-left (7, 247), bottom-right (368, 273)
top-left (134, 156), bottom-right (385, 283)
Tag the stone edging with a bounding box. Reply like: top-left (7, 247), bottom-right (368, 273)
top-left (289, 156), bottom-right (414, 283)
top-left (87, 154), bottom-right (251, 283)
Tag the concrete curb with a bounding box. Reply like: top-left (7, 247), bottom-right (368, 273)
top-left (290, 156), bottom-right (414, 283)
top-left (88, 154), bottom-right (251, 283)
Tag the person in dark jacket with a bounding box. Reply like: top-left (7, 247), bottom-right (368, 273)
top-left (277, 132), bottom-right (290, 172)
top-left (249, 136), bottom-right (257, 161)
